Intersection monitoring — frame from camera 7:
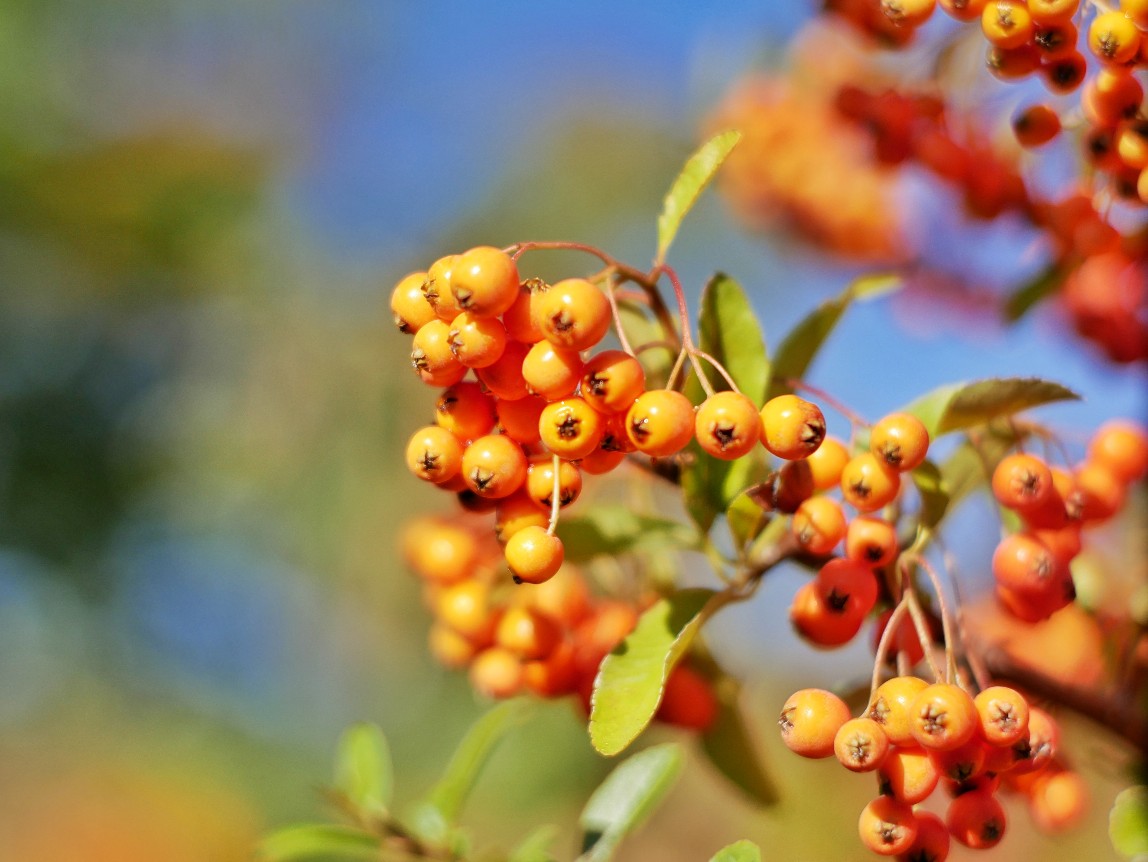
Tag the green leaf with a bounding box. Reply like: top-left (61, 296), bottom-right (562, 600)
top-left (557, 506), bottom-right (698, 563)
top-left (256, 825), bottom-right (379, 861)
top-left (509, 825), bottom-right (560, 862)
top-left (700, 677), bottom-right (778, 807)
top-left (902, 377), bottom-right (1080, 438)
top-left (1110, 786), bottom-right (1148, 857)
top-left (578, 743), bottom-right (684, 862)
top-left (655, 130), bottom-right (741, 265)
top-left (709, 839), bottom-right (762, 862)
top-left (726, 491), bottom-right (769, 551)
top-left (590, 589), bottom-right (717, 756)
top-left (333, 723), bottom-right (393, 817)
top-left (682, 443), bottom-right (767, 534)
top-left (1004, 263), bottom-right (1065, 323)
top-left (910, 460), bottom-right (949, 529)
top-left (767, 273), bottom-right (901, 400)
top-left (693, 273), bottom-right (769, 403)
top-left (424, 699), bottom-right (532, 824)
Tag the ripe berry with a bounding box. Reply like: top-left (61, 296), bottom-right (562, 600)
top-left (760, 394), bottom-right (826, 460)
top-left (881, 0), bottom-right (936, 27)
top-left (946, 789), bottom-right (1006, 849)
top-left (778, 688), bottom-right (852, 758)
top-left (626, 389), bottom-right (696, 458)
top-left (991, 532), bottom-right (1069, 598)
top-left (1010, 706), bottom-right (1058, 774)
top-left (1088, 11), bottom-right (1141, 65)
top-left (870, 412), bottom-right (930, 472)
top-left (495, 605), bottom-right (562, 661)
top-left (521, 341), bottom-right (584, 400)
top-left (877, 745), bottom-right (940, 804)
top-left (503, 525), bottom-right (565, 584)
top-left (1042, 51), bottom-right (1087, 94)
top-left (858, 796), bottom-right (919, 856)
top-left (423, 255), bottom-right (464, 322)
top-left (401, 517), bottom-right (479, 585)
top-left (910, 683), bottom-right (979, 751)
top-left (502, 279), bottom-right (545, 344)
top-left (805, 435), bottom-right (849, 490)
top-left (522, 640), bottom-right (579, 697)
top-left (869, 676), bottom-right (930, 746)
top-left (974, 685), bottom-right (1030, 746)
top-left (477, 340), bottom-right (531, 401)
top-left (1027, 0), bottom-right (1079, 25)
top-left (450, 246), bottom-right (519, 318)
top-left (898, 810), bottom-right (950, 862)
top-left (581, 350), bottom-right (646, 414)
top-left (695, 391), bottom-right (764, 460)
top-left (405, 425), bottom-right (464, 484)
top-left (1088, 420), bottom-right (1148, 483)
top-left (461, 434), bottom-right (528, 499)
top-left (1032, 21), bottom-right (1078, 59)
top-left (539, 397), bottom-right (604, 461)
top-left (532, 278), bottom-right (611, 351)
top-left (656, 664), bottom-right (719, 732)
top-left (841, 453), bottom-right (901, 512)
top-left (872, 608), bottom-right (927, 667)
top-left (846, 516), bottom-right (899, 567)
top-left (770, 459), bottom-right (816, 513)
top-left (1012, 104), bottom-right (1061, 148)
top-left (928, 737), bottom-right (988, 783)
top-left (434, 580), bottom-right (497, 641)
top-left (391, 271), bottom-right (435, 333)
top-left (469, 646), bottom-right (524, 699)
top-left (991, 452), bottom-right (1053, 512)
top-left (447, 311), bottom-right (508, 368)
top-left (428, 622), bottom-right (480, 669)
top-left (496, 395), bottom-right (546, 445)
top-left (436, 382), bottom-right (497, 441)
top-left (495, 491), bottom-right (549, 543)
top-left (1029, 769), bottom-right (1089, 833)
top-left (790, 580), bottom-right (865, 647)
top-left (1083, 69), bottom-right (1144, 126)
top-left (411, 319), bottom-right (467, 387)
top-left (981, 1), bottom-right (1034, 50)
top-left (834, 717), bottom-right (890, 772)
top-left (939, 0), bottom-right (987, 22)
top-left (816, 557), bottom-right (879, 617)
top-left (1074, 460), bottom-right (1127, 522)
top-left (525, 458), bottom-right (583, 510)
top-left (792, 496), bottom-right (847, 555)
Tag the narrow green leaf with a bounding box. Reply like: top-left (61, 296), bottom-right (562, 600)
top-left (655, 130), bottom-right (741, 265)
top-left (1004, 263), bottom-right (1065, 323)
top-left (557, 506), bottom-right (698, 563)
top-left (726, 491), bottom-right (769, 551)
top-left (509, 825), bottom-right (559, 862)
top-left (910, 460), bottom-right (949, 529)
top-left (1110, 786), bottom-right (1148, 857)
top-left (902, 377), bottom-right (1079, 438)
top-left (256, 825), bottom-right (379, 861)
top-left (709, 839), bottom-right (762, 862)
top-left (333, 723), bottom-right (393, 817)
top-left (694, 273), bottom-right (769, 403)
top-left (767, 273), bottom-right (902, 400)
top-left (578, 743), bottom-right (684, 862)
top-left (590, 589), bottom-right (716, 756)
top-left (425, 699), bottom-right (532, 824)
top-left (700, 677), bottom-right (778, 807)
top-left (682, 443), bottom-right (767, 534)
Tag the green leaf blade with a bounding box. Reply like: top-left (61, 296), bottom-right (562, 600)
top-left (1111, 786), bottom-right (1148, 858)
top-left (903, 377), bottom-right (1080, 438)
top-left (656, 130), bottom-right (741, 265)
top-left (557, 506), bottom-right (698, 563)
top-left (1004, 264), bottom-right (1065, 323)
top-left (590, 589), bottom-right (716, 756)
top-left (694, 273), bottom-right (769, 404)
top-left (578, 743), bottom-right (684, 862)
top-left (333, 723), bottom-right (393, 817)
top-left (709, 839), bottom-right (762, 862)
top-left (256, 825), bottom-right (379, 862)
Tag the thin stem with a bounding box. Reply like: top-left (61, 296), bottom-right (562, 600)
top-left (689, 353), bottom-right (715, 397)
top-left (665, 346), bottom-right (690, 392)
top-left (692, 349), bottom-right (741, 394)
top-left (603, 276), bottom-right (636, 356)
top-left (507, 240), bottom-right (656, 289)
top-left (784, 378), bottom-right (869, 428)
top-left (906, 552), bottom-right (960, 688)
top-left (659, 265), bottom-right (712, 396)
top-left (872, 597), bottom-right (911, 701)
top-left (546, 454), bottom-right (561, 537)
top-left (633, 339), bottom-right (678, 356)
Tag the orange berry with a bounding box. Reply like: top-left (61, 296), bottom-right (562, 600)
top-left (897, 811), bottom-right (950, 862)
top-left (846, 516), bottom-right (899, 567)
top-left (910, 683), bottom-right (979, 751)
top-left (580, 444), bottom-right (628, 475)
top-left (816, 557), bottom-right (879, 617)
top-left (476, 340), bottom-right (530, 401)
top-left (626, 389), bottom-right (696, 458)
top-left (877, 745), bottom-right (939, 804)
top-left (872, 608), bottom-right (927, 668)
top-left (391, 271), bottom-right (435, 333)
top-left (770, 459), bottom-right (816, 513)
top-left (502, 279), bottom-right (545, 344)
top-left (434, 580), bottom-right (497, 642)
top-left (496, 395), bottom-right (545, 445)
top-left (1088, 11), bottom-right (1141, 65)
top-left (411, 319), bottom-right (467, 387)
top-left (986, 44), bottom-right (1041, 80)
top-left (1027, 0), bottom-right (1079, 24)
top-left (834, 717), bottom-right (890, 772)
top-left (881, 0), bottom-right (936, 27)
top-left (792, 496), bottom-right (847, 555)
top-left (539, 397), bottom-right (604, 461)
top-left (1032, 21), bottom-right (1078, 59)
top-left (790, 580), bottom-right (866, 647)
top-left (436, 381), bottom-right (497, 441)
top-left (858, 796), bottom-right (919, 856)
top-left (1089, 420), bottom-right (1148, 483)
top-left (521, 340), bottom-right (584, 400)
top-left (447, 311), bottom-right (508, 368)
top-left (946, 789), bottom-right (1006, 849)
top-left (928, 737), bottom-right (988, 783)
top-left (841, 452), bottom-right (901, 512)
top-left (428, 622), bottom-right (480, 669)
top-left (1013, 104), bottom-right (1062, 148)
top-left (450, 246), bottom-right (519, 318)
top-left (1010, 707), bottom-right (1058, 774)
top-left (1073, 460), bottom-right (1126, 522)
top-left (991, 532), bottom-right (1070, 599)
top-left (406, 425), bottom-right (464, 484)
top-left (778, 688), bottom-right (852, 758)
top-left (805, 435), bottom-right (849, 491)
top-left (516, 566), bottom-right (590, 628)
top-left (522, 640), bottom-right (579, 697)
top-left (870, 412), bottom-right (930, 472)
top-left (695, 391), bottom-right (763, 460)
top-left (992, 452), bottom-right (1054, 512)
top-left (974, 685), bottom-right (1030, 747)
top-left (461, 434), bottom-right (528, 499)
top-left (869, 676), bottom-right (930, 746)
top-left (400, 517), bottom-right (480, 585)
top-left (981, 1), bottom-right (1034, 49)
top-left (495, 605), bottom-right (562, 661)
top-left (525, 458), bottom-right (582, 511)
top-left (1083, 69), bottom-right (1144, 127)
top-left (422, 254), bottom-right (464, 322)
top-left (1042, 52), bottom-right (1088, 94)
top-left (1125, 0), bottom-right (1148, 26)
top-left (495, 491), bottom-right (550, 544)
top-left (1029, 769), bottom-right (1089, 832)
top-left (468, 646), bottom-right (523, 699)
top-left (504, 526), bottom-right (565, 584)
top-left (939, 0), bottom-right (986, 19)
top-left (656, 663), bottom-right (719, 732)
top-left (760, 395), bottom-right (826, 460)
top-left (532, 278), bottom-right (611, 351)
top-left (581, 350), bottom-right (646, 414)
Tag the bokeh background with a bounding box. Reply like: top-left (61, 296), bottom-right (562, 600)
top-left (1, 1), bottom-right (1143, 859)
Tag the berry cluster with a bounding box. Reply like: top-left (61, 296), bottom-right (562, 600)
top-left (780, 679), bottom-right (1071, 858)
top-left (400, 513), bottom-right (718, 728)
top-left (990, 421), bottom-right (1148, 621)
